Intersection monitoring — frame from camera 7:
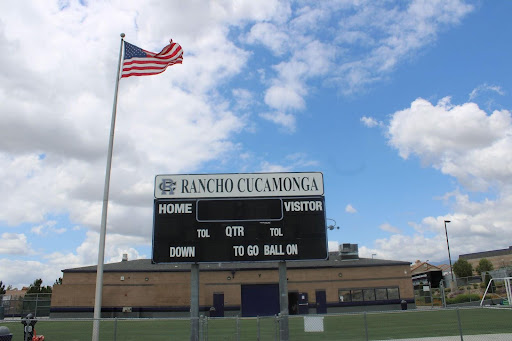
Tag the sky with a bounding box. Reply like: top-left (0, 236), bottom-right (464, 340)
top-left (1, 0), bottom-right (511, 289)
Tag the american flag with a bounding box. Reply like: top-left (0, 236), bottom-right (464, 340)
top-left (121, 40), bottom-right (183, 78)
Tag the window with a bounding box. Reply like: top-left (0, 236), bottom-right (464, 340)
top-left (352, 290), bottom-right (363, 302)
top-left (363, 289), bottom-right (375, 301)
top-left (388, 288), bottom-right (399, 300)
top-left (339, 290), bottom-right (351, 302)
top-left (339, 287), bottom-right (400, 303)
top-left (375, 288), bottom-right (387, 300)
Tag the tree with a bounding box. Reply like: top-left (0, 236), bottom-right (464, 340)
top-left (453, 258), bottom-right (473, 278)
top-left (476, 258), bottom-right (494, 275)
top-left (54, 277), bottom-right (62, 285)
top-left (0, 281), bottom-right (5, 295)
top-left (26, 278), bottom-right (52, 294)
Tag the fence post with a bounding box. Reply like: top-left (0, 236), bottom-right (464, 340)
top-left (205, 316), bottom-right (208, 341)
top-left (364, 311), bottom-right (369, 341)
top-left (199, 315), bottom-right (204, 341)
top-left (440, 281), bottom-right (446, 308)
top-left (275, 315), bottom-right (279, 341)
top-left (113, 317), bottom-right (117, 341)
top-left (236, 315), bottom-right (240, 341)
top-left (34, 294), bottom-right (39, 318)
top-left (278, 261), bottom-right (289, 341)
top-left (257, 316), bottom-right (260, 341)
top-left (456, 308), bottom-right (464, 341)
top-left (190, 263), bottom-right (200, 341)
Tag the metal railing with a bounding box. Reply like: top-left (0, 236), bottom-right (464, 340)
top-left (1, 307), bottom-right (512, 340)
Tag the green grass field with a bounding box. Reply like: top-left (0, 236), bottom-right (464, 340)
top-left (1, 308), bottom-right (511, 340)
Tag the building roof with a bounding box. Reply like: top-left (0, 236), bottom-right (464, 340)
top-left (438, 264), bottom-right (451, 272)
top-left (459, 246), bottom-right (512, 260)
top-left (410, 262), bottom-right (442, 275)
top-left (4, 288), bottom-right (27, 298)
top-left (63, 252), bottom-right (410, 273)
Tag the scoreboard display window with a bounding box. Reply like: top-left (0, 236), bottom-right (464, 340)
top-left (152, 196), bottom-right (327, 263)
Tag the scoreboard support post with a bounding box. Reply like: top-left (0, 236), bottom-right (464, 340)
top-left (279, 261), bottom-right (289, 341)
top-left (190, 263), bottom-right (199, 341)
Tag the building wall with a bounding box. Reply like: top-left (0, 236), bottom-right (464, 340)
top-left (463, 254), bottom-right (512, 273)
top-left (51, 262), bottom-right (414, 317)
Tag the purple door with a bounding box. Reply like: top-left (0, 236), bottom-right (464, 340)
top-left (211, 293), bottom-right (224, 317)
top-left (298, 292), bottom-right (309, 314)
top-left (316, 290), bottom-right (327, 314)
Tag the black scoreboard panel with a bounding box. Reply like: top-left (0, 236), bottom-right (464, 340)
top-left (152, 196), bottom-right (327, 263)
top-left (197, 198), bottom-right (283, 221)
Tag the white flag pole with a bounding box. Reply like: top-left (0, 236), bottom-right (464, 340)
top-left (92, 32), bottom-right (125, 341)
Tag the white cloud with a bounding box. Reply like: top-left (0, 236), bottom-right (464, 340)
top-left (284, 153), bottom-right (319, 168)
top-left (0, 259), bottom-right (58, 289)
top-left (264, 85), bottom-right (306, 112)
top-left (245, 22), bottom-right (290, 55)
top-left (379, 223), bottom-right (400, 234)
top-left (259, 162), bottom-right (289, 173)
top-left (31, 221), bottom-right (66, 236)
top-left (328, 241), bottom-right (339, 252)
top-left (259, 111), bottom-right (297, 131)
top-left (232, 88), bottom-right (254, 110)
top-left (0, 233), bottom-right (32, 255)
top-left (345, 204), bottom-right (357, 213)
top-left (359, 233), bottom-right (447, 262)
top-left (361, 116), bottom-right (382, 128)
top-left (388, 97), bottom-right (512, 190)
top-left (0, 231), bottom-right (151, 288)
top-left (250, 0), bottom-right (473, 127)
top-left (333, 0), bottom-right (473, 94)
top-left (469, 83), bottom-right (505, 100)
top-left (258, 153), bottom-right (317, 173)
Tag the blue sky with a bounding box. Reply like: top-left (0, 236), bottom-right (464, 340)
top-left (1, 0), bottom-right (511, 288)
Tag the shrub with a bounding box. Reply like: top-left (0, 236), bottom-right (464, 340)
top-left (446, 294), bottom-right (480, 304)
top-left (415, 297), bottom-right (426, 305)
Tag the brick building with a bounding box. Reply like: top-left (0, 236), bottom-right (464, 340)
top-left (459, 246), bottom-right (512, 273)
top-left (51, 248), bottom-right (415, 318)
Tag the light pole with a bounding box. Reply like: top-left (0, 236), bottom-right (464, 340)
top-left (444, 220), bottom-right (455, 284)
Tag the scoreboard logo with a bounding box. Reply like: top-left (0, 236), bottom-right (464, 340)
top-left (159, 178), bottom-right (176, 195)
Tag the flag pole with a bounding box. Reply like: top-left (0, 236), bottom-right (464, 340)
top-left (92, 32), bottom-right (125, 341)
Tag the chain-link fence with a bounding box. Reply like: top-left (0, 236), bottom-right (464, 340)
top-left (414, 275), bottom-right (512, 308)
top-left (0, 294), bottom-right (51, 318)
top-left (1, 307), bottom-right (511, 340)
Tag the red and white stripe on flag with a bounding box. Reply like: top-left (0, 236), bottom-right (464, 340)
top-left (121, 39), bottom-right (183, 78)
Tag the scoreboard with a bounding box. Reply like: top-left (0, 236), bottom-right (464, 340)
top-left (152, 173), bottom-right (327, 263)
top-left (152, 196), bottom-right (327, 263)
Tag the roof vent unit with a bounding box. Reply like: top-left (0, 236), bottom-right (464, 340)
top-left (339, 243), bottom-right (359, 260)
top-left (122, 254), bottom-right (128, 262)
